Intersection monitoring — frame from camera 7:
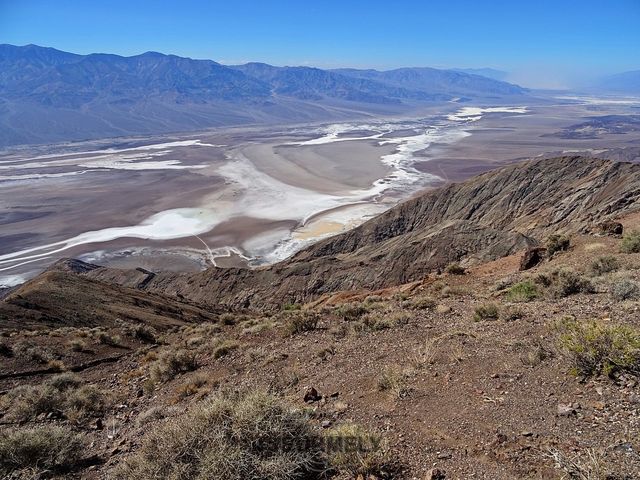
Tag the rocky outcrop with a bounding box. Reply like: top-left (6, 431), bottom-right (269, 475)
top-left (519, 247), bottom-right (547, 271)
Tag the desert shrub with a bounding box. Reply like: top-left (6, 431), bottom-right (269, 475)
top-left (282, 302), bottom-right (301, 311)
top-left (220, 313), bottom-right (238, 325)
top-left (473, 303), bottom-right (499, 321)
top-left (68, 338), bottom-right (88, 352)
top-left (0, 426), bottom-right (83, 477)
top-left (213, 340), bottom-right (240, 359)
top-left (548, 269), bottom-right (595, 298)
top-left (96, 331), bottom-right (122, 346)
top-left (149, 349), bottom-right (198, 385)
top-left (0, 341), bottom-right (13, 357)
top-left (174, 373), bottom-right (209, 400)
top-left (364, 294), bottom-right (384, 305)
top-left (377, 367), bottom-right (409, 398)
top-left (610, 278), bottom-right (640, 301)
top-left (620, 230), bottom-right (640, 254)
top-left (357, 311), bottom-right (411, 332)
top-left (1, 373), bottom-right (106, 421)
top-left (14, 343), bottom-right (54, 364)
top-left (410, 296), bottom-right (436, 310)
top-left (324, 423), bottom-right (389, 478)
top-left (112, 391), bottom-right (323, 480)
top-left (554, 317), bottom-right (640, 377)
top-left (334, 303), bottom-right (369, 322)
top-left (503, 306), bottom-right (525, 322)
top-left (283, 311), bottom-right (320, 336)
top-left (590, 255), bottom-right (620, 276)
top-left (505, 280), bottom-right (539, 302)
top-left (65, 385), bottom-right (108, 420)
top-left (445, 263), bottom-right (466, 275)
top-left (546, 234), bottom-right (571, 256)
top-left (132, 324), bottom-right (157, 343)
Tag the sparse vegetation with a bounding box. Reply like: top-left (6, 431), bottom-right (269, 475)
top-left (610, 277), bottom-right (640, 301)
top-left (131, 324), bottom-right (157, 343)
top-left (334, 302), bottom-right (369, 322)
top-left (546, 233), bottom-right (571, 256)
top-left (554, 317), bottom-right (640, 377)
top-left (409, 295), bottom-right (436, 310)
top-left (148, 349), bottom-right (198, 387)
top-left (325, 423), bottom-right (389, 478)
top-left (113, 391), bottom-right (323, 480)
top-left (0, 426), bottom-right (84, 477)
top-left (68, 338), bottom-right (88, 352)
top-left (589, 255), bottom-right (620, 276)
top-left (0, 373), bottom-right (107, 421)
top-left (620, 230), bottom-right (640, 254)
top-left (283, 310), bottom-right (320, 336)
top-left (473, 303), bottom-right (499, 321)
top-left (213, 339), bottom-right (240, 359)
top-left (377, 367), bottom-right (410, 398)
top-left (96, 331), bottom-right (122, 346)
top-left (445, 262), bottom-right (466, 275)
top-left (505, 280), bottom-right (539, 302)
top-left (220, 313), bottom-right (238, 325)
top-left (548, 269), bottom-right (595, 298)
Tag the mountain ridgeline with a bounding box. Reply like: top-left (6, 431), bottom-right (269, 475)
top-left (3, 156), bottom-right (639, 326)
top-left (0, 44), bottom-right (528, 146)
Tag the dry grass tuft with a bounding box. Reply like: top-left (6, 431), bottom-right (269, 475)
top-left (0, 425), bottom-right (84, 477)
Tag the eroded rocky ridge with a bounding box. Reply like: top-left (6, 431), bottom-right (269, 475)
top-left (52, 156), bottom-right (640, 309)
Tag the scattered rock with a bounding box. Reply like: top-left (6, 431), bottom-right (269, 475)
top-left (94, 418), bottom-right (104, 430)
top-left (436, 305), bottom-right (452, 314)
top-left (329, 391), bottom-right (339, 398)
top-left (436, 451), bottom-right (452, 459)
top-left (321, 420), bottom-right (332, 428)
top-left (557, 403), bottom-right (576, 416)
top-left (519, 247), bottom-right (547, 270)
top-left (597, 221), bottom-right (623, 236)
top-left (304, 387), bottom-right (322, 403)
top-left (425, 468), bottom-right (446, 480)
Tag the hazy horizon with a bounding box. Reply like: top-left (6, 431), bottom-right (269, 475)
top-left (1, 0), bottom-right (639, 89)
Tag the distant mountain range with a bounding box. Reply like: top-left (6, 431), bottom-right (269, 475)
top-left (593, 70), bottom-right (640, 94)
top-left (0, 44), bottom-right (529, 147)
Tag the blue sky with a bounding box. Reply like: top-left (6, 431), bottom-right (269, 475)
top-left (1, 0), bottom-right (639, 87)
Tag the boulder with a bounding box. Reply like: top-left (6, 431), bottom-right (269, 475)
top-left (598, 221), bottom-right (624, 236)
top-left (519, 247), bottom-right (546, 271)
top-left (303, 387), bottom-right (322, 403)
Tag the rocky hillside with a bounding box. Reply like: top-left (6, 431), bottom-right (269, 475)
top-left (69, 156), bottom-right (640, 308)
top-left (2, 154), bottom-right (640, 479)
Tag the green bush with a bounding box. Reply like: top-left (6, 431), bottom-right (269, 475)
top-left (0, 426), bottom-right (83, 477)
top-left (505, 280), bottom-right (539, 302)
top-left (473, 303), bottom-right (499, 321)
top-left (621, 230), bottom-right (640, 254)
top-left (546, 234), bottom-right (571, 256)
top-left (554, 317), bottom-right (640, 377)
